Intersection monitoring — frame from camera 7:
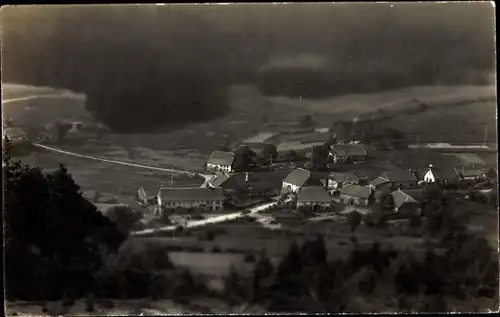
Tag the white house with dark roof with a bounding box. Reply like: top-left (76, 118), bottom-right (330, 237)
top-left (157, 187), bottom-right (225, 211)
top-left (206, 151), bottom-right (235, 173)
top-left (339, 184), bottom-right (373, 206)
top-left (282, 168), bottom-right (311, 194)
top-left (297, 186), bottom-right (332, 209)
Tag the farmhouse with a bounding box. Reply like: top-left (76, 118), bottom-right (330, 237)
top-left (157, 187), bottom-right (225, 212)
top-left (282, 168), bottom-right (311, 194)
top-left (390, 189), bottom-right (423, 217)
top-left (423, 165), bottom-right (459, 185)
top-left (454, 168), bottom-right (486, 181)
top-left (369, 170), bottom-right (419, 191)
top-left (322, 170), bottom-right (366, 192)
top-left (297, 186), bottom-right (332, 209)
top-left (206, 151), bottom-right (235, 173)
top-left (329, 143), bottom-right (367, 163)
top-left (339, 184), bottom-right (373, 206)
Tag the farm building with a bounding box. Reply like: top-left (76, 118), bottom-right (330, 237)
top-left (282, 168), bottom-right (311, 194)
top-left (157, 187), bottom-right (225, 212)
top-left (339, 184), bottom-right (373, 206)
top-left (242, 132), bottom-right (281, 146)
top-left (3, 127), bottom-right (28, 143)
top-left (208, 172), bottom-right (249, 195)
top-left (297, 186), bottom-right (332, 209)
top-left (315, 127), bottom-right (330, 133)
top-left (277, 141), bottom-right (325, 160)
top-left (423, 165), bottom-right (460, 185)
top-left (369, 170), bottom-right (419, 191)
top-left (322, 170), bottom-right (367, 192)
top-left (390, 189), bottom-right (423, 217)
top-left (454, 168), bottom-right (487, 181)
top-left (206, 151), bottom-right (235, 173)
top-left (329, 143), bottom-right (367, 163)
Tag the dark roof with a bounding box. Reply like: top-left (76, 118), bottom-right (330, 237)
top-left (209, 173), bottom-right (230, 188)
top-left (455, 168), bottom-right (485, 178)
top-left (391, 190), bottom-right (421, 209)
top-left (332, 143), bottom-right (367, 156)
top-left (298, 186), bottom-right (332, 203)
top-left (381, 170), bottom-right (417, 182)
top-left (282, 168), bottom-right (311, 187)
top-left (400, 189), bottom-right (425, 202)
top-left (207, 151), bottom-right (235, 166)
top-left (330, 171), bottom-right (359, 183)
top-left (339, 184), bottom-right (372, 199)
top-left (369, 176), bottom-right (390, 187)
top-left (158, 187), bottom-right (225, 202)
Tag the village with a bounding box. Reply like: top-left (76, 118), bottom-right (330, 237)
top-left (124, 126), bottom-right (498, 236)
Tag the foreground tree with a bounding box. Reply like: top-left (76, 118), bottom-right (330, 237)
top-left (4, 159), bottom-right (126, 300)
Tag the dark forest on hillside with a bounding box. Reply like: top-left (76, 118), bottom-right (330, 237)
top-left (2, 3), bottom-right (495, 132)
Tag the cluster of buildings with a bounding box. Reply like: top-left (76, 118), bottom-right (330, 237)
top-left (140, 129), bottom-right (493, 218)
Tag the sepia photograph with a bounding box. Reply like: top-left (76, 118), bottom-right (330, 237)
top-left (1, 2), bottom-right (498, 315)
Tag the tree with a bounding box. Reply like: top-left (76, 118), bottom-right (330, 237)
top-left (301, 235), bottom-right (327, 266)
top-left (347, 210), bottom-right (363, 232)
top-left (106, 205), bottom-right (143, 233)
top-left (4, 161), bottom-right (125, 300)
top-left (233, 146), bottom-right (256, 171)
top-left (261, 144), bottom-right (278, 163)
top-left (3, 136), bottom-right (13, 164)
top-left (310, 144), bottom-right (330, 171)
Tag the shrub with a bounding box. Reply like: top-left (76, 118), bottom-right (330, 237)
top-left (205, 230), bottom-right (216, 241)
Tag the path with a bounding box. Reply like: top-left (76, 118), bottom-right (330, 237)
top-left (131, 199), bottom-right (279, 236)
top-left (2, 93), bottom-right (86, 104)
top-left (32, 143), bottom-right (214, 182)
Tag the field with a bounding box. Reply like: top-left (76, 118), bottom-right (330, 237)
top-left (18, 149), bottom-right (204, 207)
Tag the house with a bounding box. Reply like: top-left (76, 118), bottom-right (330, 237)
top-left (423, 165), bottom-right (459, 185)
top-left (297, 186), bottom-right (332, 209)
top-left (3, 127), bottom-right (28, 143)
top-left (208, 172), bottom-right (249, 195)
top-left (282, 168), bottom-right (311, 194)
top-left (390, 189), bottom-right (424, 217)
top-left (206, 151), bottom-right (235, 173)
top-left (322, 170), bottom-right (366, 192)
top-left (454, 168), bottom-right (486, 181)
top-left (157, 187), bottom-right (225, 212)
top-left (339, 184), bottom-right (373, 206)
top-left (329, 143), bottom-right (367, 163)
top-left (369, 170), bottom-right (419, 191)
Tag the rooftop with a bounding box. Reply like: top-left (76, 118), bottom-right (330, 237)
top-left (339, 184), bottom-right (372, 199)
top-left (3, 127), bottom-right (28, 139)
top-left (381, 170), bottom-right (417, 182)
top-left (298, 186), bottom-right (332, 203)
top-left (283, 168), bottom-right (311, 187)
top-left (391, 189), bottom-right (422, 209)
top-left (277, 141), bottom-right (325, 152)
top-left (207, 151), bottom-right (235, 167)
top-left (331, 143), bottom-right (367, 156)
top-left (158, 187), bottom-right (225, 202)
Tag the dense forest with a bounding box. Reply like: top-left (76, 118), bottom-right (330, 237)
top-left (2, 3), bottom-right (495, 132)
